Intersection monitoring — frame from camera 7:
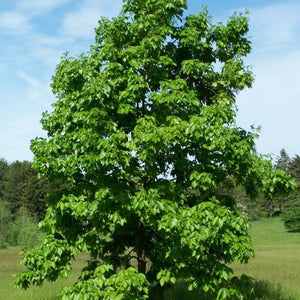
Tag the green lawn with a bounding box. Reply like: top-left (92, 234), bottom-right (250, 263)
top-left (0, 217), bottom-right (299, 299)
top-left (0, 247), bottom-right (86, 300)
top-left (232, 217), bottom-right (300, 299)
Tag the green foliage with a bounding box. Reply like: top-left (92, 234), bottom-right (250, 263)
top-left (233, 149), bottom-right (300, 220)
top-left (0, 158), bottom-right (9, 179)
top-left (0, 158), bottom-right (9, 198)
top-left (280, 154), bottom-right (300, 232)
top-left (16, 235), bottom-right (73, 289)
top-left (282, 199), bottom-right (300, 232)
top-left (9, 206), bottom-right (44, 248)
top-left (0, 199), bottom-right (13, 249)
top-left (230, 186), bottom-right (266, 220)
top-left (18, 165), bottom-right (50, 221)
top-left (1, 161), bottom-right (30, 215)
top-left (275, 149), bottom-right (291, 173)
top-left (0, 202), bottom-right (43, 249)
top-left (2, 161), bottom-right (49, 221)
top-left (61, 266), bottom-right (149, 300)
top-left (16, 0), bottom-right (296, 299)
top-left (288, 155), bottom-right (300, 184)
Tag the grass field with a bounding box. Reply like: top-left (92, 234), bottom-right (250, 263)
top-left (232, 217), bottom-right (300, 299)
top-left (0, 247), bottom-right (86, 300)
top-left (0, 217), bottom-right (299, 299)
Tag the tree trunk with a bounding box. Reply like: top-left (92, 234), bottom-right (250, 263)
top-left (137, 222), bottom-right (147, 274)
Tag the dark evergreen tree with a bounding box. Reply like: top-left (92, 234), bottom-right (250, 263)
top-left (282, 198), bottom-right (300, 232)
top-left (275, 149), bottom-right (291, 173)
top-left (0, 199), bottom-right (13, 248)
top-left (288, 155), bottom-right (300, 185)
top-left (19, 164), bottom-right (49, 221)
top-left (0, 158), bottom-right (9, 199)
top-left (281, 154), bottom-right (300, 232)
top-left (2, 161), bottom-right (31, 216)
top-left (2, 161), bottom-right (49, 220)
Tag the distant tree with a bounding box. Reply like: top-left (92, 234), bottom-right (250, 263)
top-left (0, 158), bottom-right (9, 199)
top-left (288, 155), bottom-right (300, 185)
top-left (9, 206), bottom-right (44, 248)
top-left (0, 158), bottom-right (9, 179)
top-left (0, 199), bottom-right (13, 249)
top-left (2, 161), bottom-right (30, 216)
top-left (282, 198), bottom-right (300, 232)
top-left (275, 149), bottom-right (291, 173)
top-left (219, 178), bottom-right (267, 220)
top-left (281, 154), bottom-right (300, 232)
top-left (234, 187), bottom-right (267, 220)
top-left (19, 165), bottom-right (49, 221)
top-left (261, 150), bottom-right (296, 218)
top-left (16, 1), bottom-right (296, 299)
top-left (2, 161), bottom-right (49, 220)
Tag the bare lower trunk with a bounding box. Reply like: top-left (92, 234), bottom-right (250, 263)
top-left (137, 222), bottom-right (147, 274)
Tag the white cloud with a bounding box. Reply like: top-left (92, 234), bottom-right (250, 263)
top-left (62, 0), bottom-right (122, 39)
top-left (249, 3), bottom-right (300, 53)
top-left (17, 70), bottom-right (52, 108)
top-left (0, 11), bottom-right (31, 32)
top-left (28, 35), bottom-right (70, 67)
top-left (62, 8), bottom-right (102, 39)
top-left (16, 0), bottom-right (71, 14)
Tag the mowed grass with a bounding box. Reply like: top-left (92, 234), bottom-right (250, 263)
top-left (232, 217), bottom-right (300, 299)
top-left (0, 217), bottom-right (299, 299)
top-left (0, 247), bottom-right (87, 300)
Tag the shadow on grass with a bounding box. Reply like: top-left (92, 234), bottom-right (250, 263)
top-left (149, 280), bottom-right (297, 300)
top-left (247, 280), bottom-right (297, 300)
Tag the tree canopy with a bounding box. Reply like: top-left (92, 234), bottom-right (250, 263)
top-left (16, 0), bottom-right (296, 299)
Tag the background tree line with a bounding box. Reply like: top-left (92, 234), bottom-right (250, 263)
top-left (231, 149), bottom-right (300, 231)
top-left (0, 159), bottom-right (49, 248)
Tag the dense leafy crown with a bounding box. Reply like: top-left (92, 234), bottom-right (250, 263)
top-left (16, 0), bottom-right (295, 299)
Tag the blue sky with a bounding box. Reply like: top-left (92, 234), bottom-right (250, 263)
top-left (0, 0), bottom-right (300, 162)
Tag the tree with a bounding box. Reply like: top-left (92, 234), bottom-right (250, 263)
top-left (2, 161), bottom-right (49, 220)
top-left (0, 158), bottom-right (9, 199)
top-left (2, 161), bottom-right (31, 216)
top-left (0, 199), bottom-right (12, 249)
top-left (9, 206), bottom-right (44, 248)
top-left (230, 185), bottom-right (267, 220)
top-left (267, 149), bottom-right (292, 216)
top-left (15, 1), bottom-right (296, 299)
top-left (275, 149), bottom-right (291, 173)
top-left (281, 155), bottom-right (300, 232)
top-left (288, 155), bottom-right (300, 185)
top-left (282, 198), bottom-right (300, 232)
top-left (266, 149), bottom-right (294, 217)
top-left (18, 164), bottom-right (49, 221)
